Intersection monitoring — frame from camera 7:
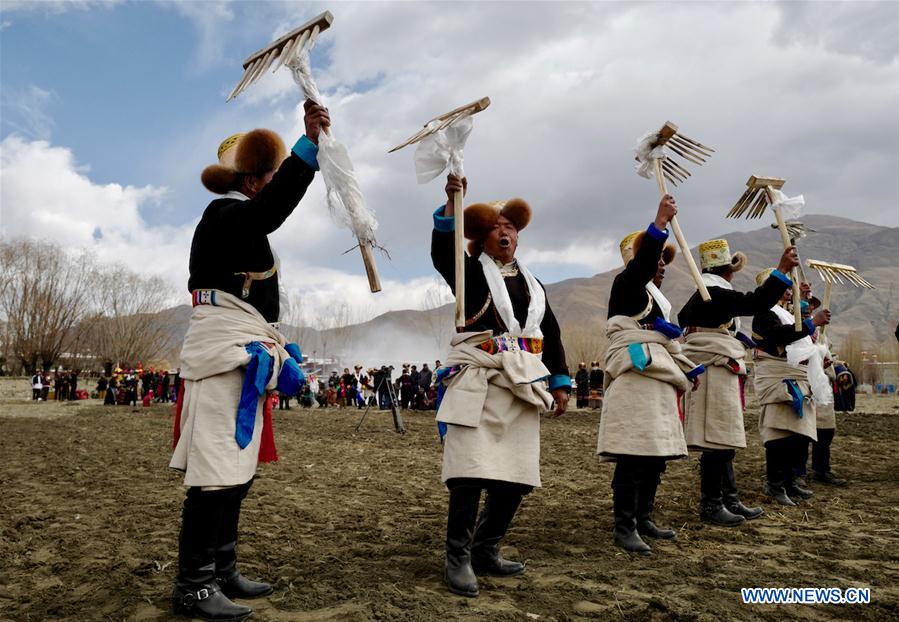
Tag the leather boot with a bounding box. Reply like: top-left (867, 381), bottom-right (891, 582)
top-left (812, 471), bottom-right (847, 486)
top-left (215, 482), bottom-right (272, 600)
top-left (787, 477), bottom-right (814, 500)
top-left (764, 443), bottom-right (795, 506)
top-left (445, 485), bottom-right (480, 597)
top-left (172, 488), bottom-right (252, 621)
top-left (722, 459), bottom-right (763, 520)
top-left (699, 453), bottom-right (744, 526)
top-left (471, 489), bottom-right (526, 576)
top-left (636, 473), bottom-right (676, 540)
top-left (611, 462), bottom-right (651, 554)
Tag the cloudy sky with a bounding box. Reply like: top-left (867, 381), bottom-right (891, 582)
top-left (2, 0), bottom-right (897, 327)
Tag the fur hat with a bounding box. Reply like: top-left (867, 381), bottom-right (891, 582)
top-left (756, 267), bottom-right (775, 287)
top-left (619, 231), bottom-right (676, 266)
top-left (201, 129), bottom-right (288, 194)
top-left (698, 238), bottom-right (747, 272)
top-left (464, 199), bottom-right (531, 255)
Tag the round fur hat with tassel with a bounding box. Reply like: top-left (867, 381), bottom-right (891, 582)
top-left (463, 198), bottom-right (531, 256)
top-left (201, 129), bottom-right (288, 194)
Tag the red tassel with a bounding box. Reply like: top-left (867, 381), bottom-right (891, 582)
top-left (677, 389), bottom-right (685, 423)
top-left (258, 393), bottom-right (279, 463)
top-left (172, 379), bottom-right (185, 449)
top-left (738, 375), bottom-right (746, 413)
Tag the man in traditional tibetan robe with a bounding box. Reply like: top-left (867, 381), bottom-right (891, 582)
top-left (751, 270), bottom-right (831, 506)
top-left (596, 195), bottom-right (704, 554)
top-left (431, 175), bottom-right (570, 597)
top-left (169, 102), bottom-right (328, 621)
top-left (677, 239), bottom-right (799, 526)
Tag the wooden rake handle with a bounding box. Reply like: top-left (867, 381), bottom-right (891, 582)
top-left (653, 160), bottom-right (710, 302)
top-left (322, 125), bottom-right (381, 293)
top-left (766, 187), bottom-right (802, 330)
top-left (454, 189), bottom-right (465, 330)
top-left (820, 281), bottom-right (833, 340)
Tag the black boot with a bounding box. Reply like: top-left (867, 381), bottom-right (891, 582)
top-left (722, 458), bottom-right (763, 520)
top-left (215, 482), bottom-right (272, 600)
top-left (445, 485), bottom-right (480, 597)
top-left (611, 462), bottom-right (651, 554)
top-left (172, 488), bottom-right (253, 621)
top-left (699, 453), bottom-right (744, 526)
top-left (636, 473), bottom-right (676, 540)
top-left (812, 471), bottom-right (847, 486)
top-left (471, 489), bottom-right (526, 576)
top-left (764, 443), bottom-right (795, 506)
top-left (786, 477), bottom-right (814, 500)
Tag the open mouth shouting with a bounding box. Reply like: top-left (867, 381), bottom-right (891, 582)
top-left (499, 236), bottom-right (512, 248)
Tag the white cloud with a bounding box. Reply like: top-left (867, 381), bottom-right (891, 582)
top-left (0, 0), bottom-right (121, 15)
top-left (3, 1), bottom-right (897, 331)
top-left (0, 135), bottom-right (457, 323)
top-left (160, 0), bottom-right (235, 71)
top-left (520, 238), bottom-right (619, 275)
top-left (0, 136), bottom-right (187, 295)
top-left (0, 85), bottom-right (56, 140)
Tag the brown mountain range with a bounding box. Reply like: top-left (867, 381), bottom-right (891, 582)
top-left (164, 214), bottom-right (897, 370)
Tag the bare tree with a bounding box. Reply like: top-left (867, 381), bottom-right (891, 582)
top-left (561, 321), bottom-right (608, 374)
top-left (280, 290), bottom-right (312, 349)
top-left (0, 238), bottom-right (95, 374)
top-left (81, 266), bottom-right (175, 370)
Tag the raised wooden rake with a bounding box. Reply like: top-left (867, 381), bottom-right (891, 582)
top-left (390, 97), bottom-right (491, 330)
top-left (227, 12), bottom-right (333, 102)
top-left (806, 259), bottom-right (875, 340)
top-left (727, 176), bottom-right (802, 328)
top-left (636, 121), bottom-right (716, 302)
top-left (223, 11), bottom-right (382, 293)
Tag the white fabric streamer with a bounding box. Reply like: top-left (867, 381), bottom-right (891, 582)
top-left (634, 130), bottom-right (666, 179)
top-left (478, 254), bottom-right (545, 339)
top-left (769, 188), bottom-right (805, 221)
top-left (286, 49), bottom-right (378, 242)
top-left (413, 115), bottom-right (473, 183)
top-left (645, 282), bottom-right (671, 322)
top-left (771, 304), bottom-right (833, 405)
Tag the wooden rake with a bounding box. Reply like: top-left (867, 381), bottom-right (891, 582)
top-left (224, 11), bottom-right (382, 293)
top-left (806, 259), bottom-right (874, 339)
top-left (227, 12), bottom-right (333, 101)
top-left (389, 97), bottom-right (492, 330)
top-left (728, 176), bottom-right (802, 329)
top-left (638, 121), bottom-right (716, 302)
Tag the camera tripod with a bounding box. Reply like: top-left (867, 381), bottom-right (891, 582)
top-left (354, 372), bottom-right (406, 434)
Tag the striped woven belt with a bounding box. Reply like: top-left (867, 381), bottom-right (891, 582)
top-left (476, 336), bottom-right (543, 355)
top-left (191, 289), bottom-right (218, 307)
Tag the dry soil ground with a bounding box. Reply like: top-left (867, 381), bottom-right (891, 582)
top-left (1, 395), bottom-right (897, 621)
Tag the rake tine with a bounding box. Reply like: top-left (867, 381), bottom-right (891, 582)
top-left (234, 57), bottom-right (265, 98)
top-left (663, 171), bottom-right (679, 187)
top-left (307, 24), bottom-right (321, 49)
top-left (662, 161), bottom-right (687, 183)
top-left (245, 52), bottom-right (274, 89)
top-left (666, 142), bottom-right (706, 165)
top-left (670, 135), bottom-right (711, 159)
top-left (254, 47), bottom-right (280, 82)
top-left (728, 190), bottom-right (750, 218)
top-left (270, 38), bottom-right (294, 74)
top-left (666, 157), bottom-right (692, 178)
top-left (736, 188), bottom-right (759, 217)
top-left (227, 64), bottom-right (257, 101)
top-left (750, 192), bottom-right (768, 218)
top-left (846, 271), bottom-right (867, 287)
top-left (675, 133), bottom-right (716, 154)
top-left (273, 29), bottom-right (309, 73)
